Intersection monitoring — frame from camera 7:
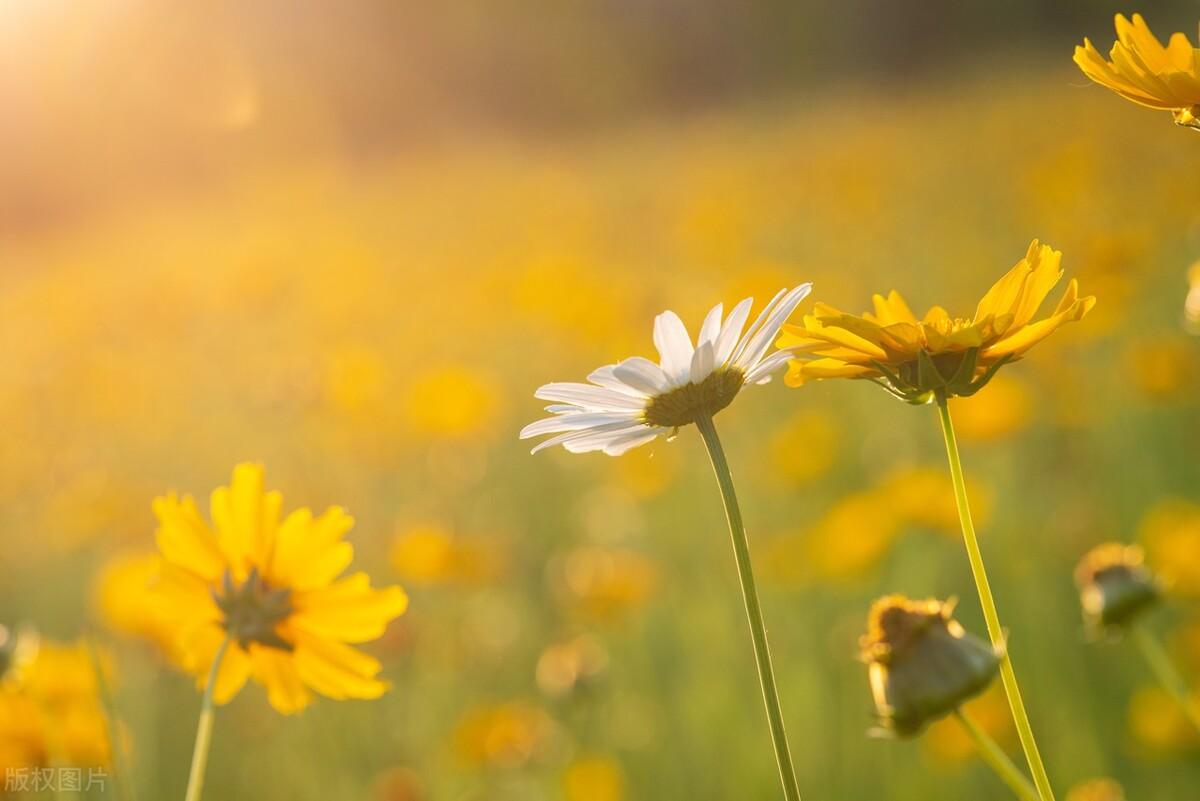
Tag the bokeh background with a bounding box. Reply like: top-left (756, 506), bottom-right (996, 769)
top-left (3, 0), bottom-right (1200, 799)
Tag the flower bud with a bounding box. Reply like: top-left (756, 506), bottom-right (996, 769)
top-left (1075, 543), bottom-right (1159, 633)
top-left (860, 595), bottom-right (1000, 736)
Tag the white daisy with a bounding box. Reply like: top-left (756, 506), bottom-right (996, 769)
top-left (520, 284), bottom-right (813, 456)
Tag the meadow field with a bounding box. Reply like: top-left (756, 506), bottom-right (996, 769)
top-left (2, 6), bottom-right (1200, 800)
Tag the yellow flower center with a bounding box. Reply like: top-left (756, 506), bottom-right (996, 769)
top-left (923, 316), bottom-right (975, 337)
top-left (641, 368), bottom-right (744, 428)
top-left (213, 567), bottom-right (294, 651)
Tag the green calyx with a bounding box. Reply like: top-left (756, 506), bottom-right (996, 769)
top-left (213, 567), bottom-right (294, 651)
top-left (868, 347), bottom-right (1013, 405)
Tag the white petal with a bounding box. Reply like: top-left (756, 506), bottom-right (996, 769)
top-left (743, 349), bottom-right (796, 384)
top-left (602, 428), bottom-right (665, 456)
top-left (520, 411), bottom-right (642, 439)
top-left (561, 423), bottom-right (648, 454)
top-left (653, 311), bottom-right (694, 385)
top-left (732, 289), bottom-right (786, 364)
top-left (544, 404), bottom-right (578, 413)
top-left (689, 340), bottom-right (715, 383)
top-left (587, 365), bottom-right (649, 398)
top-left (613, 357), bottom-right (670, 396)
top-left (734, 284), bottom-right (812, 372)
top-left (535, 382), bottom-right (648, 412)
top-left (714, 297), bottom-right (753, 367)
top-left (531, 421), bottom-right (644, 455)
top-left (697, 303), bottom-right (723, 349)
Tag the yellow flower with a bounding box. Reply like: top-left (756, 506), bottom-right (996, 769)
top-left (946, 374), bottom-right (1033, 441)
top-left (453, 702), bottom-right (557, 769)
top-left (92, 551), bottom-right (183, 663)
top-left (1139, 499), bottom-right (1200, 598)
top-left (151, 463), bottom-right (408, 714)
top-left (1066, 778), bottom-right (1126, 801)
top-left (0, 636), bottom-right (112, 773)
top-left (1129, 684), bottom-right (1200, 751)
top-left (778, 241), bottom-right (1094, 403)
top-left (402, 365), bottom-right (501, 438)
top-left (556, 547), bottom-right (658, 623)
top-left (389, 522), bottom-right (503, 586)
top-left (1074, 14), bottom-right (1200, 130)
top-left (563, 755), bottom-right (626, 801)
top-left (921, 685), bottom-right (1014, 767)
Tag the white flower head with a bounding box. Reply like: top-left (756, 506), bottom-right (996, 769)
top-left (521, 284), bottom-right (813, 456)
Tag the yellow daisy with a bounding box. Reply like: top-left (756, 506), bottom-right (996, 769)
top-left (777, 240), bottom-right (1094, 403)
top-left (1074, 13), bottom-right (1200, 130)
top-left (152, 463), bottom-right (408, 714)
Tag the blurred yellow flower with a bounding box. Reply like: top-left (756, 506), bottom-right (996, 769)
top-left (948, 374), bottom-right (1033, 442)
top-left (454, 702), bottom-right (557, 769)
top-left (878, 466), bottom-right (992, 536)
top-left (152, 463), bottom-right (408, 714)
top-left (0, 636), bottom-right (112, 774)
top-left (389, 522), bottom-right (504, 586)
top-left (1139, 500), bottom-right (1200, 598)
top-left (607, 445), bottom-right (679, 499)
top-left (778, 241), bottom-right (1094, 403)
top-left (1066, 778), bottom-right (1126, 801)
top-left (371, 766), bottom-right (425, 801)
top-left (564, 755), bottom-right (626, 801)
top-left (803, 491), bottom-right (900, 581)
top-left (767, 409), bottom-right (840, 485)
top-left (92, 550), bottom-right (182, 662)
top-left (557, 547), bottom-right (658, 622)
top-left (535, 635), bottom-right (609, 697)
top-left (1186, 261), bottom-right (1200, 334)
top-left (403, 365), bottom-right (501, 438)
top-left (1124, 336), bottom-right (1197, 399)
top-left (1129, 685), bottom-right (1200, 751)
top-left (1074, 14), bottom-right (1200, 130)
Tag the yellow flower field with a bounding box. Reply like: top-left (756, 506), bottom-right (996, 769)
top-left (3, 5), bottom-right (1200, 800)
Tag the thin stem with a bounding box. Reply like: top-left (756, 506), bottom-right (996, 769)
top-left (1131, 623), bottom-right (1200, 732)
top-left (183, 638), bottom-right (230, 801)
top-left (935, 394), bottom-right (1055, 801)
top-left (954, 709), bottom-right (1039, 801)
top-left (695, 413), bottom-right (802, 801)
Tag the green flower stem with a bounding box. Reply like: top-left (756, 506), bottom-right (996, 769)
top-left (183, 637), bottom-right (230, 801)
top-left (935, 394), bottom-right (1055, 801)
top-left (1131, 622), bottom-right (1200, 732)
top-left (954, 709), bottom-right (1039, 801)
top-left (695, 413), bottom-right (802, 801)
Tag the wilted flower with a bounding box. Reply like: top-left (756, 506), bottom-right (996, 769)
top-left (521, 285), bottom-right (811, 455)
top-left (861, 596), bottom-right (1001, 736)
top-left (1075, 543), bottom-right (1160, 633)
top-left (152, 463), bottom-right (408, 714)
top-left (1074, 14), bottom-right (1200, 130)
top-left (778, 241), bottom-right (1093, 403)
top-left (1139, 500), bottom-right (1200, 597)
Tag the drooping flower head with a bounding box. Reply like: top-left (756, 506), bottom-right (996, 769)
top-left (520, 285), bottom-right (811, 455)
top-left (1075, 543), bottom-right (1160, 635)
top-left (861, 595), bottom-right (1001, 737)
top-left (777, 241), bottom-right (1094, 403)
top-left (1074, 14), bottom-right (1200, 130)
top-left (152, 464), bottom-right (408, 714)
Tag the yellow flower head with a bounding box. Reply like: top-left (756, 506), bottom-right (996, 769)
top-left (152, 463), bottom-right (408, 714)
top-left (777, 241), bottom-right (1094, 403)
top-left (1074, 14), bottom-right (1200, 130)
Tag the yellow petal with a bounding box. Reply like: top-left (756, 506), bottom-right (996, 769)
top-left (292, 631), bottom-right (388, 701)
top-left (974, 256), bottom-right (1032, 322)
top-left (871, 291), bottom-right (919, 325)
top-left (292, 573), bottom-right (409, 643)
top-left (153, 493), bottom-right (224, 582)
top-left (210, 464), bottom-right (281, 580)
top-left (983, 285), bottom-right (1095, 359)
top-left (249, 645), bottom-right (311, 714)
top-left (267, 507), bottom-right (355, 590)
top-left (1006, 243), bottom-right (1063, 331)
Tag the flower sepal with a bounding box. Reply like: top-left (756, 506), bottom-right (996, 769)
top-left (868, 348), bottom-right (1014, 404)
